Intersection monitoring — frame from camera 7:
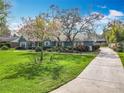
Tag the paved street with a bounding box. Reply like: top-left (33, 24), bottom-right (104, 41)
top-left (50, 48), bottom-right (124, 93)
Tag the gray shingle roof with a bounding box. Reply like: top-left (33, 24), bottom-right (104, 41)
top-left (0, 36), bottom-right (19, 42)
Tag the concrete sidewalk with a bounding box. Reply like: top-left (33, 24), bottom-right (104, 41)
top-left (50, 48), bottom-right (124, 93)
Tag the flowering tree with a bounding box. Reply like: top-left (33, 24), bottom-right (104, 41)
top-left (47, 20), bottom-right (62, 46)
top-left (19, 15), bottom-right (49, 62)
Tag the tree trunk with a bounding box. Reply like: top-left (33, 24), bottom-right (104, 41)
top-left (57, 37), bottom-right (61, 52)
top-left (40, 41), bottom-right (43, 62)
top-left (71, 41), bottom-right (74, 52)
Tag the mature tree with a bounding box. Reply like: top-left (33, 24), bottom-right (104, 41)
top-left (49, 5), bottom-right (103, 48)
top-left (104, 20), bottom-right (124, 44)
top-left (0, 0), bottom-right (10, 36)
top-left (58, 8), bottom-right (81, 45)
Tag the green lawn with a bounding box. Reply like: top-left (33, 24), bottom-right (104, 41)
top-left (118, 52), bottom-right (124, 66)
top-left (0, 50), bottom-right (96, 93)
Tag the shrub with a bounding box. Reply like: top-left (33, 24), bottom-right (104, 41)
top-left (16, 47), bottom-right (25, 50)
top-left (64, 48), bottom-right (73, 53)
top-left (0, 42), bottom-right (11, 48)
top-left (92, 45), bottom-right (100, 51)
top-left (43, 46), bottom-right (51, 50)
top-left (53, 46), bottom-right (61, 52)
top-left (47, 48), bottom-right (53, 52)
top-left (35, 46), bottom-right (42, 52)
top-left (66, 46), bottom-right (73, 50)
top-left (0, 45), bottom-right (9, 50)
top-left (74, 45), bottom-right (89, 52)
top-left (116, 43), bottom-right (124, 52)
top-left (47, 46), bottom-right (63, 52)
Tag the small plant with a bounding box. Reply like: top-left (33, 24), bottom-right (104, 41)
top-left (35, 46), bottom-right (41, 52)
top-left (50, 54), bottom-right (54, 62)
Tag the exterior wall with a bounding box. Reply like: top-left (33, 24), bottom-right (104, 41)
top-left (61, 42), bottom-right (64, 47)
top-left (51, 41), bottom-right (57, 47)
top-left (44, 41), bottom-right (51, 47)
top-left (83, 41), bottom-right (94, 46)
top-left (11, 42), bottom-right (19, 48)
top-left (18, 36), bottom-right (28, 49)
top-left (27, 41), bottom-right (36, 49)
top-left (19, 42), bottom-right (27, 48)
top-left (63, 41), bottom-right (73, 47)
top-left (12, 40), bottom-right (96, 50)
top-left (73, 42), bottom-right (84, 47)
top-left (95, 41), bottom-right (107, 46)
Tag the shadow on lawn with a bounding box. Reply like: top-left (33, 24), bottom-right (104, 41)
top-left (17, 52), bottom-right (37, 56)
top-left (2, 53), bottom-right (95, 80)
top-left (2, 59), bottom-right (63, 80)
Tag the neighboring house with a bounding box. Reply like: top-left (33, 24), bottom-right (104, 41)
top-left (0, 35), bottom-right (19, 48)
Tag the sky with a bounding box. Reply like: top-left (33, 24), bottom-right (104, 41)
top-left (8, 0), bottom-right (124, 33)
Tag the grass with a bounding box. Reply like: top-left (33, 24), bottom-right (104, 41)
top-left (0, 50), bottom-right (96, 93)
top-left (118, 52), bottom-right (124, 66)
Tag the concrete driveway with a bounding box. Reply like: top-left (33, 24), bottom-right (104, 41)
top-left (50, 48), bottom-right (124, 93)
